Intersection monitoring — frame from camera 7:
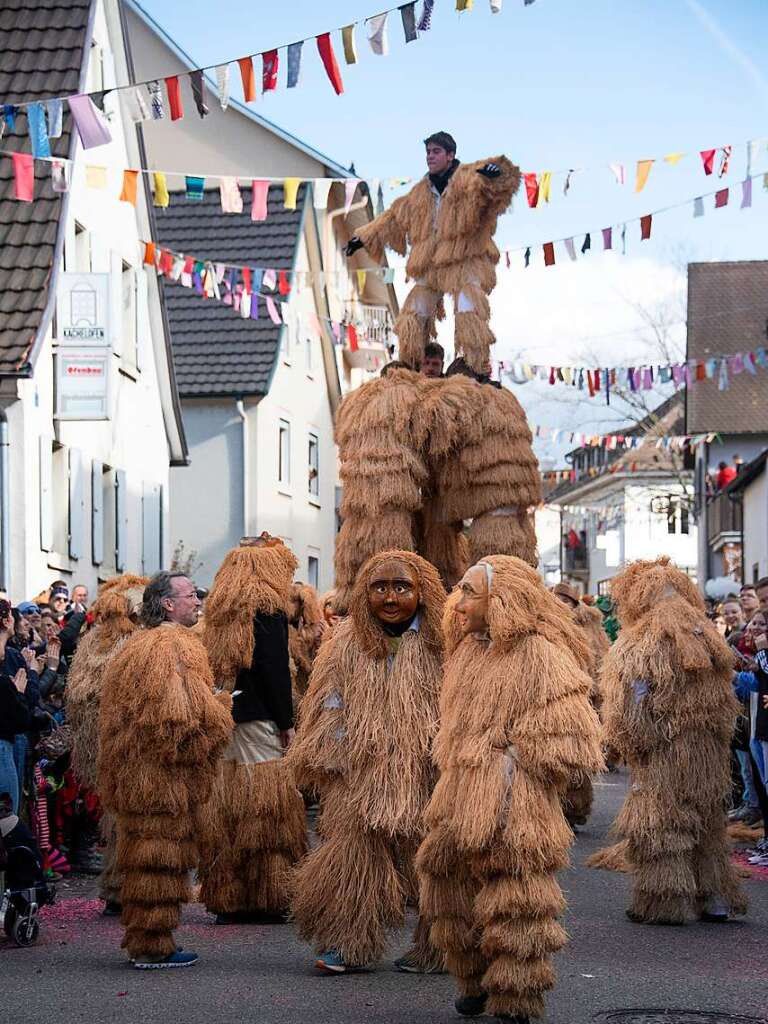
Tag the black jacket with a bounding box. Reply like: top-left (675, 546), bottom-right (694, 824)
top-left (231, 612), bottom-right (293, 731)
top-left (0, 674), bottom-right (33, 743)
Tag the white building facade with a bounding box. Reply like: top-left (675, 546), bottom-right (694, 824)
top-left (0, 0), bottom-right (186, 602)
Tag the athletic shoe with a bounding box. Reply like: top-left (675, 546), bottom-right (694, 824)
top-left (747, 852), bottom-right (768, 866)
top-left (455, 994), bottom-right (487, 1016)
top-left (699, 911), bottom-right (729, 923)
top-left (133, 950), bottom-right (198, 970)
top-left (315, 950), bottom-right (360, 974)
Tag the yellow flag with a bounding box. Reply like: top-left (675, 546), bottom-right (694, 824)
top-left (663, 152), bottom-right (685, 166)
top-left (85, 165), bottom-right (107, 189)
top-left (457, 0), bottom-right (474, 8)
top-left (635, 159), bottom-right (654, 192)
top-left (342, 24), bottom-right (357, 65)
top-left (538, 171), bottom-right (552, 205)
top-left (356, 269), bottom-right (367, 294)
top-left (283, 177), bottom-right (301, 210)
top-left (153, 171), bottom-right (169, 208)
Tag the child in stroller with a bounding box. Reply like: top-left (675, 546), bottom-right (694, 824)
top-left (1, 792), bottom-right (54, 946)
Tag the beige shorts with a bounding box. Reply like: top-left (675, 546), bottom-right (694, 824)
top-left (222, 720), bottom-right (283, 765)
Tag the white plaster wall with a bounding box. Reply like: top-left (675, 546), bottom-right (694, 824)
top-left (251, 236), bottom-right (337, 592)
top-left (169, 400), bottom-right (244, 587)
top-left (623, 484), bottom-right (698, 572)
top-left (743, 471), bottom-right (768, 583)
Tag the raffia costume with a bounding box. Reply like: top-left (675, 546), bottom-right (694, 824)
top-left (417, 557), bottom-right (603, 1020)
top-left (289, 551), bottom-right (446, 967)
top-left (98, 624), bottom-right (232, 961)
top-left (334, 368), bottom-right (539, 608)
top-left (599, 558), bottom-right (747, 924)
top-left (356, 157), bottom-right (520, 371)
top-left (198, 542), bottom-right (307, 916)
top-left (67, 574), bottom-right (147, 904)
top-left (552, 586), bottom-right (611, 827)
top-left (288, 583), bottom-right (324, 707)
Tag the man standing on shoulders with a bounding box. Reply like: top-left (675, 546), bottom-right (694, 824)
top-left (98, 573), bottom-right (232, 970)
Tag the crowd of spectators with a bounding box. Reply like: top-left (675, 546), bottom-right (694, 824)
top-left (0, 581), bottom-right (100, 882)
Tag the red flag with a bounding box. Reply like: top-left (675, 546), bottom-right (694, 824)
top-left (143, 242), bottom-right (156, 266)
top-left (715, 188), bottom-right (729, 208)
top-left (238, 57), bottom-right (256, 102)
top-left (543, 242), bottom-right (555, 267)
top-left (640, 214), bottom-right (652, 240)
top-left (700, 149), bottom-right (716, 175)
top-left (548, 366), bottom-right (556, 385)
top-left (696, 361), bottom-right (706, 382)
top-left (160, 249), bottom-right (174, 275)
top-left (278, 270), bottom-right (291, 296)
top-left (12, 152), bottom-right (34, 201)
top-left (262, 50), bottom-right (279, 92)
top-left (242, 267), bottom-right (251, 294)
top-left (347, 324), bottom-right (358, 351)
top-left (165, 76), bottom-right (184, 120)
top-left (523, 172), bottom-right (539, 208)
top-left (183, 256), bottom-right (195, 275)
top-left (316, 33), bottom-right (344, 95)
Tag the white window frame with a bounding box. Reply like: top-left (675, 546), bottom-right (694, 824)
top-left (278, 418), bottom-right (291, 488)
top-left (308, 431), bottom-right (319, 500)
top-left (307, 554), bottom-right (319, 589)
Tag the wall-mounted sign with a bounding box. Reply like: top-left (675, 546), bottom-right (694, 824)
top-left (56, 273), bottom-right (110, 345)
top-left (55, 348), bottom-right (111, 420)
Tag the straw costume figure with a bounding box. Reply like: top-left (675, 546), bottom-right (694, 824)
top-left (289, 551), bottom-right (446, 975)
top-left (334, 368), bottom-right (539, 608)
top-left (552, 583), bottom-right (610, 827)
top-left (288, 582), bottom-right (325, 706)
top-left (599, 557), bottom-right (747, 925)
top-left (417, 556), bottom-right (603, 1023)
top-left (345, 132), bottom-right (519, 373)
top-left (98, 572), bottom-right (232, 969)
top-left (198, 535), bottom-right (307, 923)
top-left (67, 574), bottom-right (147, 911)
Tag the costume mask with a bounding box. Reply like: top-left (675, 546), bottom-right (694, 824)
top-left (367, 558), bottom-right (420, 626)
top-left (456, 563), bottom-right (490, 636)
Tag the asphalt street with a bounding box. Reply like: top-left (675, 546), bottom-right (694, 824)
top-left (2, 771), bottom-right (766, 1024)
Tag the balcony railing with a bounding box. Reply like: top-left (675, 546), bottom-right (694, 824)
top-left (707, 491), bottom-right (742, 547)
top-left (356, 305), bottom-right (392, 348)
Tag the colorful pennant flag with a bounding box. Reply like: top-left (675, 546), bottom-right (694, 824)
top-left (185, 175), bottom-right (205, 201)
top-left (215, 65), bottom-right (231, 109)
top-left (283, 177), bottom-right (301, 210)
top-left (635, 159), bottom-right (653, 192)
top-left (27, 103), bottom-right (51, 158)
top-left (700, 149), bottom-right (716, 175)
top-left (401, 3), bottom-right (418, 42)
top-left (287, 42), bottom-right (304, 87)
top-left (262, 50), bottom-right (279, 92)
top-left (523, 172), bottom-right (539, 207)
top-left (147, 81), bottom-right (164, 119)
top-left (85, 165), bottom-right (107, 189)
top-left (68, 93), bottom-right (112, 149)
top-left (238, 57), bottom-right (256, 102)
top-left (153, 171), bottom-right (170, 208)
top-left (119, 169), bottom-right (139, 206)
top-left (220, 176), bottom-right (243, 213)
top-left (367, 14), bottom-right (389, 55)
top-left (543, 242), bottom-right (555, 266)
top-left (251, 179), bottom-right (270, 220)
top-left (640, 213), bottom-right (652, 239)
top-left (189, 70), bottom-right (209, 117)
top-left (313, 179), bottom-right (334, 209)
top-left (165, 76), bottom-right (184, 120)
top-left (342, 24), bottom-right (358, 64)
top-left (714, 187), bottom-right (729, 208)
top-left (12, 151), bottom-right (34, 202)
top-left (45, 98), bottom-right (63, 138)
top-left (316, 33), bottom-right (344, 94)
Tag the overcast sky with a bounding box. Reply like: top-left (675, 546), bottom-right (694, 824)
top-left (133, 0), bottom-right (768, 464)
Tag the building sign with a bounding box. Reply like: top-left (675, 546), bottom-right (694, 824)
top-left (56, 273), bottom-right (110, 344)
top-left (55, 348), bottom-right (111, 420)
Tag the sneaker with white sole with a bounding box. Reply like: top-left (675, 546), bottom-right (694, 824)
top-left (315, 949), bottom-right (360, 974)
top-left (133, 950), bottom-right (198, 970)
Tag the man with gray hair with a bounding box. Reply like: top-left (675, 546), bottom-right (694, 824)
top-left (98, 570), bottom-right (232, 970)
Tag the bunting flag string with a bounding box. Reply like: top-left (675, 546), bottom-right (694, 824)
top-left (531, 424), bottom-right (718, 452)
top-left (0, 0), bottom-right (539, 144)
top-left (499, 342), bottom-right (768, 398)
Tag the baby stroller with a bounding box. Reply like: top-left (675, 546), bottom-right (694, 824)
top-left (0, 817), bottom-right (54, 947)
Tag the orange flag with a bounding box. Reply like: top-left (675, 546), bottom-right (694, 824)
top-left (635, 159), bottom-right (654, 192)
top-left (238, 56), bottom-right (256, 102)
top-left (119, 169), bottom-right (139, 206)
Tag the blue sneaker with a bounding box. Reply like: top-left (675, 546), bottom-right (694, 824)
top-left (315, 949), bottom-right (359, 974)
top-left (133, 950), bottom-right (199, 970)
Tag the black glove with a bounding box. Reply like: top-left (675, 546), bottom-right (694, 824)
top-left (477, 163), bottom-right (501, 179)
top-left (344, 236), bottom-right (364, 257)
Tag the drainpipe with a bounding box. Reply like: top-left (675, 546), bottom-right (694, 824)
top-left (236, 399), bottom-right (249, 537)
top-left (0, 411), bottom-right (9, 592)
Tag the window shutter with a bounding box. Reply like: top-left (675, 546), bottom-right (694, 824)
top-left (68, 448), bottom-right (84, 560)
top-left (91, 460), bottom-right (103, 565)
top-left (39, 436), bottom-right (53, 552)
top-left (115, 469), bottom-right (128, 571)
top-left (141, 481), bottom-right (162, 575)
